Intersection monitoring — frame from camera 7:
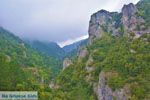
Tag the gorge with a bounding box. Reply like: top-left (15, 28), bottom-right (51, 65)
top-left (0, 0), bottom-right (149, 100)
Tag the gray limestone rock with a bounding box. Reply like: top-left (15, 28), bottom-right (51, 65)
top-left (63, 58), bottom-right (72, 70)
top-left (78, 47), bottom-right (89, 59)
top-left (95, 72), bottom-right (130, 100)
top-left (88, 3), bottom-right (149, 44)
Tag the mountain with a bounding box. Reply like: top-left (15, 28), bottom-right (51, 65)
top-left (63, 39), bottom-right (88, 58)
top-left (25, 40), bottom-right (65, 60)
top-left (0, 27), bottom-right (61, 74)
top-left (25, 39), bottom-right (88, 60)
top-left (0, 27), bottom-right (63, 92)
top-left (0, 26), bottom-right (88, 99)
top-left (0, 0), bottom-right (149, 99)
top-left (63, 39), bottom-right (88, 53)
top-left (50, 0), bottom-right (150, 100)
top-left (88, 0), bottom-right (149, 44)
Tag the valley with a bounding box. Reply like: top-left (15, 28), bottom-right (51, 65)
top-left (0, 0), bottom-right (149, 100)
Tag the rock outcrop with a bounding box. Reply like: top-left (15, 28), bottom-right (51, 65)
top-left (88, 10), bottom-right (111, 39)
top-left (87, 1), bottom-right (150, 99)
top-left (63, 58), bottom-right (72, 70)
top-left (122, 3), bottom-right (149, 36)
top-left (88, 3), bottom-right (150, 43)
top-left (78, 47), bottom-right (89, 59)
top-left (95, 72), bottom-right (130, 100)
top-left (88, 10), bottom-right (121, 43)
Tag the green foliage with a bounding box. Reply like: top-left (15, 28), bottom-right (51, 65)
top-left (53, 32), bottom-right (149, 99)
top-left (0, 27), bottom-right (61, 76)
top-left (131, 84), bottom-right (146, 99)
top-left (112, 13), bottom-right (122, 28)
top-left (0, 55), bottom-right (26, 90)
top-left (0, 27), bottom-right (61, 99)
top-left (87, 33), bottom-right (150, 99)
top-left (26, 40), bottom-right (65, 60)
top-left (107, 75), bottom-right (126, 91)
top-left (53, 61), bottom-right (95, 100)
top-left (92, 51), bottom-right (105, 62)
top-left (0, 1), bottom-right (150, 99)
top-left (136, 0), bottom-right (150, 26)
top-left (118, 25), bottom-right (125, 34)
top-left (1, 26), bottom-right (149, 99)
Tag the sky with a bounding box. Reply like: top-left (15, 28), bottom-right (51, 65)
top-left (0, 0), bottom-right (139, 47)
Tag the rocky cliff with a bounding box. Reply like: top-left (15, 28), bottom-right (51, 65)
top-left (86, 1), bottom-right (150, 100)
top-left (88, 1), bottom-right (150, 43)
top-left (95, 72), bottom-right (130, 100)
top-left (63, 58), bottom-right (72, 70)
top-left (54, 0), bottom-right (149, 100)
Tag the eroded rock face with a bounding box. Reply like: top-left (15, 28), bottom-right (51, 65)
top-left (87, 1), bottom-right (150, 100)
top-left (121, 3), bottom-right (149, 36)
top-left (63, 58), bottom-right (72, 70)
top-left (122, 3), bottom-right (138, 17)
top-left (89, 10), bottom-right (111, 39)
top-left (78, 47), bottom-right (89, 59)
top-left (122, 3), bottom-right (138, 32)
top-left (95, 72), bottom-right (130, 100)
top-left (88, 3), bottom-right (150, 43)
top-left (88, 10), bottom-right (122, 43)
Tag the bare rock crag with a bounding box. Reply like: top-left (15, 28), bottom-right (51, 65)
top-left (88, 3), bottom-right (150, 43)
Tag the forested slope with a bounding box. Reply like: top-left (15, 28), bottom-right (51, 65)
top-left (49, 0), bottom-right (150, 99)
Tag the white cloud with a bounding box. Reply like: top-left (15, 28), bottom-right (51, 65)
top-left (0, 0), bottom-right (140, 43)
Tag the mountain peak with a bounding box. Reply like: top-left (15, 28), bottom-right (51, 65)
top-left (122, 3), bottom-right (137, 16)
top-left (88, 0), bottom-right (150, 44)
top-left (25, 40), bottom-right (65, 59)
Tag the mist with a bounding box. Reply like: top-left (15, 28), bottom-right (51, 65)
top-left (0, 0), bottom-right (139, 46)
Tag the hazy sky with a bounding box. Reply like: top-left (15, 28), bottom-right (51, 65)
top-left (0, 0), bottom-right (139, 47)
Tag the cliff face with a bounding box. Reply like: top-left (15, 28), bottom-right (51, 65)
top-left (87, 1), bottom-right (150, 100)
top-left (55, 0), bottom-right (149, 99)
top-left (88, 2), bottom-right (150, 43)
top-left (63, 58), bottom-right (72, 70)
top-left (95, 72), bottom-right (130, 100)
top-left (122, 3), bottom-right (149, 36)
top-left (88, 10), bottom-right (121, 43)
